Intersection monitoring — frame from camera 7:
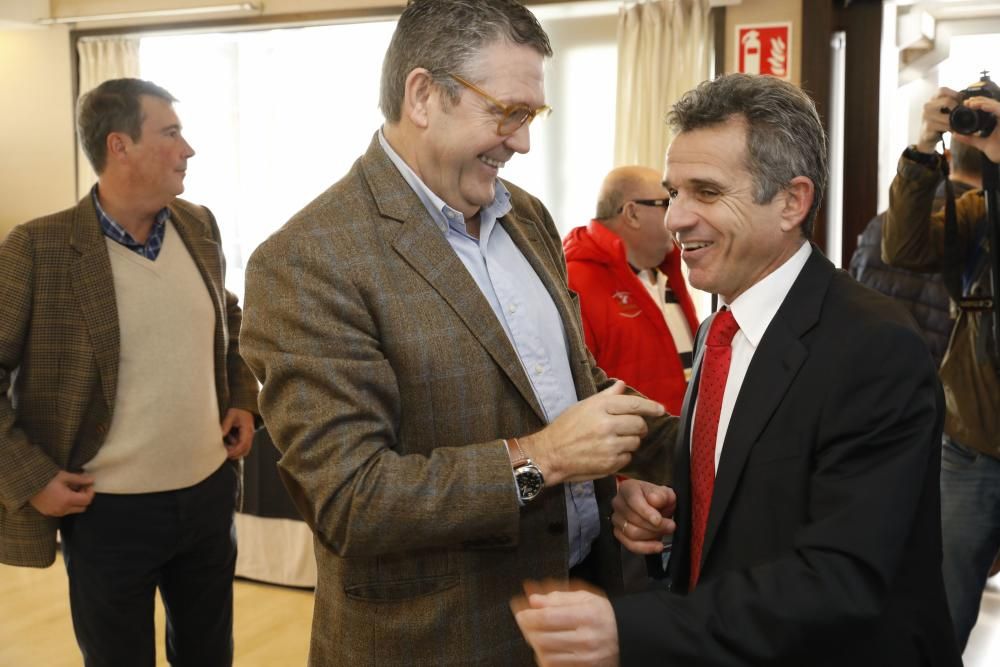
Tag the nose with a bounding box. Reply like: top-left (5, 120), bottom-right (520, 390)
top-left (665, 197), bottom-right (696, 236)
top-left (503, 122), bottom-right (531, 155)
top-left (182, 136), bottom-right (195, 159)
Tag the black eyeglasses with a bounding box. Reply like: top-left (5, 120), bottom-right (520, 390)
top-left (617, 199), bottom-right (669, 213)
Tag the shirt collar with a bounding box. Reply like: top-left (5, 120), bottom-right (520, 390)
top-left (92, 185), bottom-right (170, 246)
top-left (377, 128), bottom-right (512, 238)
top-left (725, 241), bottom-right (812, 347)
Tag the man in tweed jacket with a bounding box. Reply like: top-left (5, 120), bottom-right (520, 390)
top-left (240, 1), bottom-right (673, 665)
top-left (0, 78), bottom-right (258, 666)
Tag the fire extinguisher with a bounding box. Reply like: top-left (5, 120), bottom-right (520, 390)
top-left (741, 30), bottom-right (761, 74)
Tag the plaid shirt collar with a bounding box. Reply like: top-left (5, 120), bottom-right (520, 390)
top-left (92, 185), bottom-right (170, 261)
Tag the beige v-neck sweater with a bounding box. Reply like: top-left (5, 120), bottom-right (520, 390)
top-left (84, 221), bottom-right (225, 493)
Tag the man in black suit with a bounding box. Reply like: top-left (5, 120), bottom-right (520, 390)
top-left (512, 73), bottom-right (962, 667)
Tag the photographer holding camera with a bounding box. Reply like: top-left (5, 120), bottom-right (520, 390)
top-left (883, 79), bottom-right (1000, 652)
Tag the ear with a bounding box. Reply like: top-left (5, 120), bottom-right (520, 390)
top-left (778, 176), bottom-right (814, 233)
top-left (402, 68), bottom-right (436, 130)
top-left (622, 202), bottom-right (641, 229)
top-left (106, 132), bottom-right (130, 163)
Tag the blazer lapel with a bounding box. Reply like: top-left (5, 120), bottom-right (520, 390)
top-left (170, 205), bottom-right (225, 332)
top-left (360, 136), bottom-right (546, 422)
top-left (701, 248), bottom-right (832, 559)
top-left (68, 197), bottom-right (119, 409)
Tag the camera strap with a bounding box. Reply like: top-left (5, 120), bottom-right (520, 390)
top-left (942, 156), bottom-right (999, 370)
top-left (941, 158), bottom-right (967, 304)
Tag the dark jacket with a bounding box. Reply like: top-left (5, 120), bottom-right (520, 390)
top-left (883, 153), bottom-right (996, 459)
top-left (848, 181), bottom-right (973, 367)
top-left (613, 248), bottom-right (960, 667)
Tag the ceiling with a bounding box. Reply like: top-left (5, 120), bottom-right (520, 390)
top-left (900, 0), bottom-right (1000, 21)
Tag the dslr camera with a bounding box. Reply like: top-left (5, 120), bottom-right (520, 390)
top-left (950, 72), bottom-right (999, 137)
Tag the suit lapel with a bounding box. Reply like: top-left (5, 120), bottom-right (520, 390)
top-left (360, 136), bottom-right (546, 421)
top-left (68, 197), bottom-right (119, 409)
top-left (701, 248), bottom-right (832, 560)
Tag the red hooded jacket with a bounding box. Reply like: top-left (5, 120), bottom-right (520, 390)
top-left (563, 220), bottom-right (700, 414)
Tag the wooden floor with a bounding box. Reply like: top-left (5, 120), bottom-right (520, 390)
top-left (0, 555), bottom-right (313, 666)
top-left (2, 557), bottom-right (999, 665)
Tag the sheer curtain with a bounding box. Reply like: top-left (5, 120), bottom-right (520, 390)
top-left (76, 37), bottom-right (140, 199)
top-left (139, 22), bottom-right (398, 300)
top-left (614, 0), bottom-right (711, 169)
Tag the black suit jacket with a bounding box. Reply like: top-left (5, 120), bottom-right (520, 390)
top-left (613, 247), bottom-right (961, 666)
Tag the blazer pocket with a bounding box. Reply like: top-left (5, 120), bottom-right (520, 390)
top-left (343, 550), bottom-right (458, 602)
top-left (344, 573), bottom-right (459, 602)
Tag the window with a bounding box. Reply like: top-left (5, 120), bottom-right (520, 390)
top-left (139, 9), bottom-right (619, 299)
top-left (141, 21), bottom-right (397, 298)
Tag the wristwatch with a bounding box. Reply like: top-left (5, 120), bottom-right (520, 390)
top-left (508, 438), bottom-right (544, 502)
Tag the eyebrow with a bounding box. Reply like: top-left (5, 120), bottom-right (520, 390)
top-left (160, 123), bottom-right (182, 133)
top-left (664, 177), bottom-right (725, 190)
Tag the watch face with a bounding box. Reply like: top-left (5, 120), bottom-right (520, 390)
top-left (515, 464), bottom-right (544, 501)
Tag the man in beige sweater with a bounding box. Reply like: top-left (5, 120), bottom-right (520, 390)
top-left (0, 78), bottom-right (258, 667)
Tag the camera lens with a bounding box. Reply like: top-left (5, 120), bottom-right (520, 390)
top-left (949, 106), bottom-right (981, 135)
top-left (949, 106), bottom-right (998, 136)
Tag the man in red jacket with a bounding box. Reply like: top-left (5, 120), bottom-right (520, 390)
top-left (564, 166), bottom-right (699, 414)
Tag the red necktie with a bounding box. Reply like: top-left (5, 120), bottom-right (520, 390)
top-left (689, 308), bottom-right (740, 590)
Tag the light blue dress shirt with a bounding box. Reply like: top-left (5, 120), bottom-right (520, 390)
top-left (378, 130), bottom-right (600, 567)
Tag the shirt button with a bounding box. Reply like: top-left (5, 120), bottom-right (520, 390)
top-left (508, 304), bottom-right (517, 314)
top-left (534, 364), bottom-right (544, 375)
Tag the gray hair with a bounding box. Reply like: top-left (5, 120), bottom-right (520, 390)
top-left (77, 78), bottom-right (177, 174)
top-left (379, 0), bottom-right (552, 123)
top-left (595, 187), bottom-right (625, 220)
top-left (668, 73), bottom-right (828, 238)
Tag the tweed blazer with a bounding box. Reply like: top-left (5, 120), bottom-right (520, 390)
top-left (0, 195), bottom-right (259, 567)
top-left (240, 135), bottom-right (674, 666)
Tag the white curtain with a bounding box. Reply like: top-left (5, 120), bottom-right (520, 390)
top-left (76, 37), bottom-right (140, 199)
top-left (614, 0), bottom-right (712, 169)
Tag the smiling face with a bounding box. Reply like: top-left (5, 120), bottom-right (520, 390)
top-left (123, 95), bottom-right (195, 206)
top-left (417, 41), bottom-right (545, 218)
top-left (663, 116), bottom-right (805, 303)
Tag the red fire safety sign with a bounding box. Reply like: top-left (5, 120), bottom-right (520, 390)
top-left (736, 22), bottom-right (792, 80)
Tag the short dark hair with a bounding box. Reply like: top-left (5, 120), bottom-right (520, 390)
top-left (77, 78), bottom-right (177, 174)
top-left (668, 74), bottom-right (828, 238)
top-left (379, 0), bottom-right (552, 123)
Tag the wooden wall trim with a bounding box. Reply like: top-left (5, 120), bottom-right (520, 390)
top-left (800, 0), bottom-right (882, 265)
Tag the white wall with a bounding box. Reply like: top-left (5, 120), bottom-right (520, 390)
top-left (0, 26), bottom-right (76, 238)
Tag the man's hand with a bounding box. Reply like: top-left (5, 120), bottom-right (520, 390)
top-left (951, 95), bottom-right (1000, 163)
top-left (511, 580), bottom-right (620, 667)
top-left (221, 408), bottom-right (255, 459)
top-left (29, 471), bottom-right (95, 517)
top-left (917, 87), bottom-right (960, 154)
top-left (520, 381), bottom-right (665, 486)
top-left (612, 479), bottom-right (676, 555)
